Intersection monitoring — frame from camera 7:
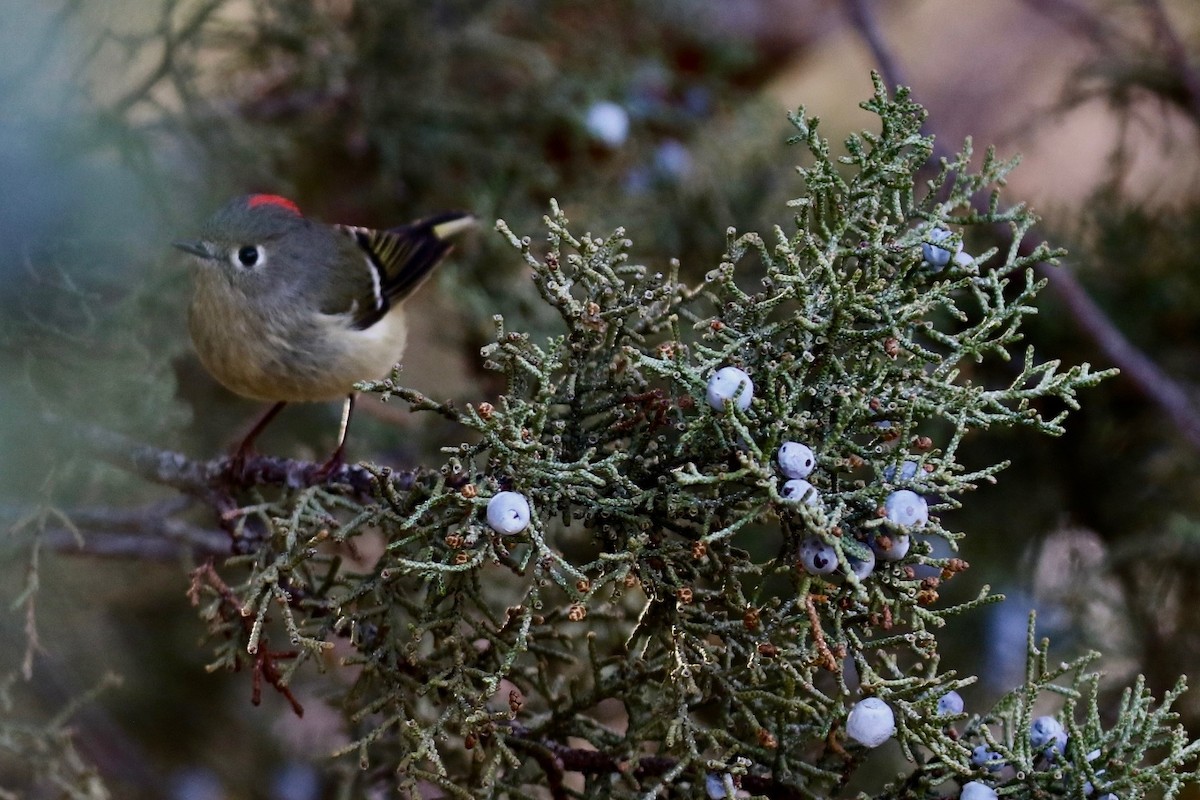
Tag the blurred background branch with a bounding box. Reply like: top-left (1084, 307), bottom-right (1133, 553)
top-left (847, 0), bottom-right (1200, 452)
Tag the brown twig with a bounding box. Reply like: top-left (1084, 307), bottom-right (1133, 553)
top-left (805, 594), bottom-right (839, 672)
top-left (503, 735), bottom-right (568, 800)
top-left (188, 562), bottom-right (305, 716)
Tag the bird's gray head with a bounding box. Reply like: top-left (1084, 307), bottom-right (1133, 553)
top-left (174, 194), bottom-right (324, 299)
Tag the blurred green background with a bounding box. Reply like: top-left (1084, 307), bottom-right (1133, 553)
top-left (1, 0), bottom-right (1198, 796)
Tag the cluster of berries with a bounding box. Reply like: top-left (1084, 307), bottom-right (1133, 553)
top-left (705, 364), bottom-right (930, 581)
top-left (845, 694), bottom-right (1106, 799)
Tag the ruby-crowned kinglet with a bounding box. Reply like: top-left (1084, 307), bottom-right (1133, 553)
top-left (175, 193), bottom-right (474, 470)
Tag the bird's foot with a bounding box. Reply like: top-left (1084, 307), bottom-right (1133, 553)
top-left (226, 443), bottom-right (260, 485)
top-left (311, 444), bottom-right (347, 484)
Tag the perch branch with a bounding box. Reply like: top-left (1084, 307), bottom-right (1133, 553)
top-left (46, 414), bottom-right (419, 549)
top-left (60, 415), bottom-right (384, 498)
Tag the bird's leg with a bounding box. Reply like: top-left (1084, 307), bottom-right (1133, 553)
top-left (229, 400), bottom-right (288, 481)
top-left (314, 394), bottom-right (355, 481)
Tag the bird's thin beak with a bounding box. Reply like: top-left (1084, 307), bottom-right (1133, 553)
top-left (173, 240), bottom-right (218, 260)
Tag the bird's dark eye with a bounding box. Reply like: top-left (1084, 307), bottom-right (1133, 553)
top-left (236, 246), bottom-right (260, 267)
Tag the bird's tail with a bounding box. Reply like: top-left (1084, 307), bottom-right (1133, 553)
top-left (342, 211), bottom-right (476, 330)
top-left (375, 211), bottom-right (476, 306)
top-left (423, 212), bottom-right (478, 242)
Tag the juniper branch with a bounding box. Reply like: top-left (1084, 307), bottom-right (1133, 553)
top-left (843, 0), bottom-right (1200, 451)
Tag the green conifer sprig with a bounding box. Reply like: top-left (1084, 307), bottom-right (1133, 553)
top-left (926, 617), bottom-right (1200, 800)
top-left (179, 78), bottom-right (1196, 799)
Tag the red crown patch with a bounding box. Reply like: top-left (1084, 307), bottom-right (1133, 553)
top-left (247, 194), bottom-right (302, 215)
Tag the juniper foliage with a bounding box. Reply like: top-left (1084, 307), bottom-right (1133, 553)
top-left (0, 672), bottom-right (119, 799)
top-left (171, 76), bottom-right (1200, 798)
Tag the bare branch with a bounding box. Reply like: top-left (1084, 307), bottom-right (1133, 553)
top-left (1015, 0), bottom-right (1124, 50)
top-left (1138, 0), bottom-right (1200, 123)
top-left (59, 415), bottom-right (384, 498)
top-left (1034, 254), bottom-right (1200, 448)
top-left (842, 0), bottom-right (910, 93)
top-left (111, 0), bottom-right (229, 116)
top-left (1020, 0), bottom-right (1200, 125)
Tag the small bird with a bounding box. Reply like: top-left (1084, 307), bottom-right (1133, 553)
top-left (175, 194), bottom-right (474, 475)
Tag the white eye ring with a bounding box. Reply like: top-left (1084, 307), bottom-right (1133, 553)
top-left (232, 244), bottom-right (266, 269)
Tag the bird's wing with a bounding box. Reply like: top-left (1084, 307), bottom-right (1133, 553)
top-left (334, 212), bottom-right (476, 330)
